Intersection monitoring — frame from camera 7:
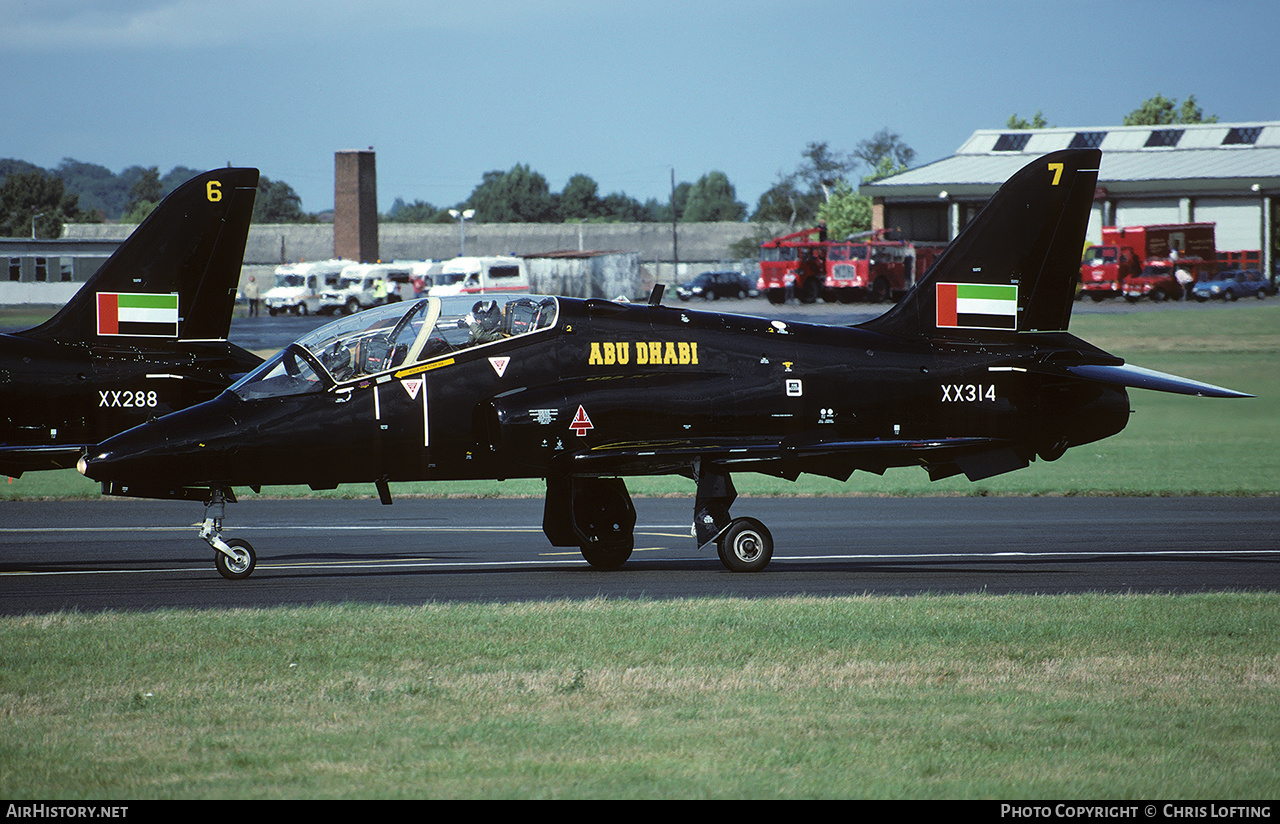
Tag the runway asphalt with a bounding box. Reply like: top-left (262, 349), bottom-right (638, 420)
top-left (1, 496), bottom-right (1276, 614)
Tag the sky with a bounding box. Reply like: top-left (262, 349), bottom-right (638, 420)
top-left (3, 0), bottom-right (1277, 216)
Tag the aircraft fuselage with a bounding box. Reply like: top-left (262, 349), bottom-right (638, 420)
top-left (84, 296), bottom-right (1130, 493)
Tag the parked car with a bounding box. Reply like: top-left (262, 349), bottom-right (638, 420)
top-left (1191, 269), bottom-right (1272, 301)
top-left (676, 271), bottom-right (755, 300)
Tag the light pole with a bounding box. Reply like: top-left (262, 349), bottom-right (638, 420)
top-left (31, 213), bottom-right (44, 239)
top-left (448, 209), bottom-right (475, 256)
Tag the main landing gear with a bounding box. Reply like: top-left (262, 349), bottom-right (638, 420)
top-left (692, 463), bottom-right (773, 573)
top-left (201, 487), bottom-right (256, 580)
top-left (543, 468), bottom-right (774, 573)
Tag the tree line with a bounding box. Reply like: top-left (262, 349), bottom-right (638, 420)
top-left (0, 94), bottom-right (1217, 241)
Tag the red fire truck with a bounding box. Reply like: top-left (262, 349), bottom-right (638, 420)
top-left (826, 230), bottom-right (946, 304)
top-left (759, 227), bottom-right (945, 305)
top-left (759, 227), bottom-right (825, 305)
top-left (1080, 223), bottom-right (1216, 301)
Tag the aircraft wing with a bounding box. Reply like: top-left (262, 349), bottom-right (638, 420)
top-left (0, 444), bottom-right (91, 477)
top-left (559, 434), bottom-right (1018, 482)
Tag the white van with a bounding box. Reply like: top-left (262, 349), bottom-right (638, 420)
top-left (427, 256), bottom-right (529, 296)
top-left (319, 262), bottom-right (418, 315)
top-left (263, 260), bottom-right (349, 316)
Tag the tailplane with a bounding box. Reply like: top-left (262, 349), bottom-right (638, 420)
top-left (21, 167), bottom-right (259, 346)
top-left (860, 149), bottom-right (1099, 340)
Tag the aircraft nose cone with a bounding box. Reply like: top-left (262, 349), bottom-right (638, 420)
top-left (78, 395), bottom-right (243, 486)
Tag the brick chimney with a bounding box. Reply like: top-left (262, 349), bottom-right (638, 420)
top-left (334, 149), bottom-right (378, 262)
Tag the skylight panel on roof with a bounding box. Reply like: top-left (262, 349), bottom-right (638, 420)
top-left (1069, 131), bottom-right (1106, 149)
top-left (993, 133), bottom-right (1032, 152)
top-left (1223, 126), bottom-right (1262, 145)
top-left (1144, 129), bottom-right (1184, 148)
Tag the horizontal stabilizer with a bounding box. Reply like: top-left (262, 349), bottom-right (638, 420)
top-left (1066, 363), bottom-right (1253, 398)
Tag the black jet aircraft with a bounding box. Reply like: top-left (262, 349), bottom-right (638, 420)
top-left (1, 168), bottom-right (262, 478)
top-left (78, 149), bottom-right (1250, 579)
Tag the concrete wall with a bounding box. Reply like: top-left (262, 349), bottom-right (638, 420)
top-left (64, 220), bottom-right (767, 266)
top-left (58, 220), bottom-right (773, 298)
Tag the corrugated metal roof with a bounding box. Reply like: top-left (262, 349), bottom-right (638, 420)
top-left (870, 121), bottom-right (1280, 196)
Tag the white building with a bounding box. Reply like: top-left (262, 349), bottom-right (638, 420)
top-left (867, 121), bottom-right (1280, 277)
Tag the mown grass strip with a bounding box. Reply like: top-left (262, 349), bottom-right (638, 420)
top-left (1, 594), bottom-right (1277, 799)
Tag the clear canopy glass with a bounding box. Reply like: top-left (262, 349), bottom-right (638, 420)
top-left (231, 294), bottom-right (558, 400)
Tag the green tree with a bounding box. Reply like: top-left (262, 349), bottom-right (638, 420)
top-left (127, 167), bottom-right (162, 212)
top-left (0, 169), bottom-right (83, 237)
top-left (682, 171), bottom-right (746, 222)
top-left (853, 129), bottom-right (915, 172)
top-left (797, 141), bottom-right (859, 203)
top-left (464, 164), bottom-right (557, 222)
top-left (1123, 94), bottom-right (1218, 126)
top-left (817, 180), bottom-right (872, 241)
top-left (751, 137), bottom-right (901, 228)
top-left (387, 198), bottom-right (444, 223)
top-left (252, 177), bottom-right (306, 223)
top-left (599, 191), bottom-right (650, 222)
top-left (750, 143), bottom-right (841, 227)
top-left (751, 176), bottom-right (809, 225)
top-left (559, 173), bottom-right (602, 220)
top-left (54, 158), bottom-right (126, 218)
top-left (1006, 111), bottom-right (1049, 129)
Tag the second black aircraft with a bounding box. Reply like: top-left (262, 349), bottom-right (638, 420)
top-left (1, 168), bottom-right (261, 478)
top-left (79, 149), bottom-right (1250, 578)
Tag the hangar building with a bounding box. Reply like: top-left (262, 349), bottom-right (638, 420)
top-left (866, 121), bottom-right (1280, 278)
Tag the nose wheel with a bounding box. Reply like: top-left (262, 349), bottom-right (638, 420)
top-left (201, 488), bottom-right (257, 580)
top-left (213, 538), bottom-right (257, 580)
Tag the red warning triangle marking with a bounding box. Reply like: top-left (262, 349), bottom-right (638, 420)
top-left (570, 405), bottom-right (593, 436)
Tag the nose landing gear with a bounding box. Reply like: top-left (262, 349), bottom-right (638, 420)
top-left (201, 487), bottom-right (257, 580)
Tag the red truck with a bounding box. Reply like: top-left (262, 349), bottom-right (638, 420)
top-left (1080, 223), bottom-right (1216, 301)
top-left (759, 226), bottom-right (945, 305)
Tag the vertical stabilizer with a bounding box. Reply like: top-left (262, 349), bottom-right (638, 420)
top-left (860, 149), bottom-right (1099, 340)
top-left (22, 168), bottom-right (259, 345)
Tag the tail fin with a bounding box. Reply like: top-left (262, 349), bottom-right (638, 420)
top-left (21, 167), bottom-right (259, 346)
top-left (860, 149), bottom-right (1099, 340)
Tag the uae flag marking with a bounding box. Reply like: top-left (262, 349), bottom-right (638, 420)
top-left (936, 283), bottom-right (1018, 331)
top-left (97, 292), bottom-right (180, 337)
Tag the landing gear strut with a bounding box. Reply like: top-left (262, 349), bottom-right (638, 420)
top-left (694, 463), bottom-right (773, 573)
top-left (201, 487), bottom-right (256, 580)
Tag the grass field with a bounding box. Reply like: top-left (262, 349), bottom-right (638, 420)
top-left (2, 303), bottom-right (1277, 799)
top-left (1, 595), bottom-right (1277, 799)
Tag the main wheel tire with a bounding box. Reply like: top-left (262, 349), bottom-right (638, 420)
top-left (215, 538), bottom-right (256, 580)
top-left (716, 517), bottom-right (773, 573)
top-left (580, 542), bottom-right (633, 570)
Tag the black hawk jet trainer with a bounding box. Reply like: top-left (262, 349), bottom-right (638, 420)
top-left (1, 167), bottom-right (262, 478)
top-left (78, 150), bottom-right (1250, 579)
